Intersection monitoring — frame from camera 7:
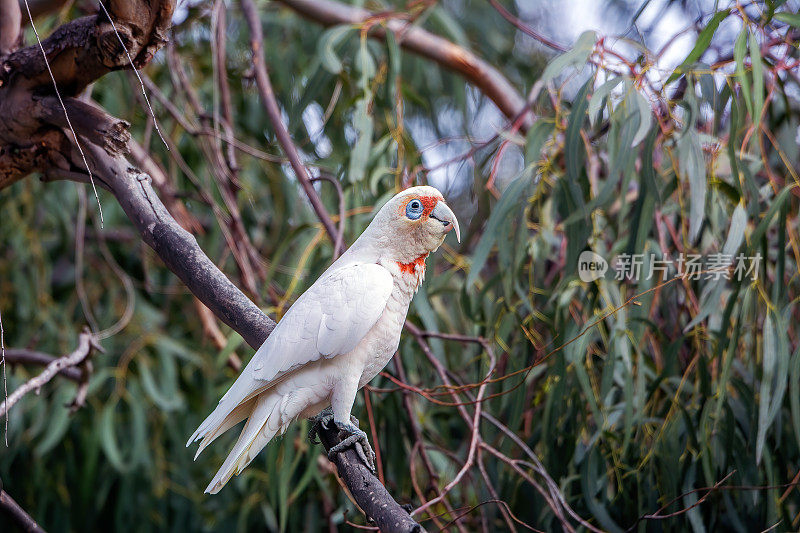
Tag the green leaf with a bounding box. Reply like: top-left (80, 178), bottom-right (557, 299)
top-left (34, 389), bottom-right (73, 456)
top-left (588, 76), bottom-right (624, 127)
top-left (524, 119), bottom-right (555, 167)
top-left (466, 173), bottom-right (532, 287)
top-left (630, 89), bottom-right (653, 147)
top-left (749, 185), bottom-right (796, 249)
top-left (540, 30), bottom-right (596, 83)
top-left (348, 97), bottom-right (374, 182)
top-left (756, 310), bottom-right (788, 464)
top-left (749, 29), bottom-right (764, 129)
top-left (683, 203), bottom-right (746, 332)
top-left (566, 78), bottom-right (592, 183)
top-left (790, 344), bottom-right (800, 451)
top-left (678, 128), bottom-right (706, 242)
top-left (317, 25), bottom-right (353, 75)
top-left (775, 11), bottom-right (800, 27)
top-left (667, 10), bottom-right (729, 84)
top-left (734, 28), bottom-right (753, 119)
top-left (100, 401), bottom-right (130, 473)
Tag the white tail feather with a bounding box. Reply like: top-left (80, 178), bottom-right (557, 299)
top-left (204, 392), bottom-right (284, 494)
top-left (193, 396), bottom-right (256, 460)
top-left (187, 379), bottom-right (267, 447)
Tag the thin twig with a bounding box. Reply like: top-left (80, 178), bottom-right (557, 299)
top-left (96, 0), bottom-right (169, 151)
top-left (3, 350), bottom-right (83, 382)
top-left (0, 307), bottom-right (6, 446)
top-left (0, 330), bottom-right (99, 418)
top-left (485, 0), bottom-right (566, 51)
top-left (240, 0), bottom-right (341, 250)
top-left (21, 0), bottom-right (104, 227)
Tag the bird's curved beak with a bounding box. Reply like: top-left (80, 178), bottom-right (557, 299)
top-left (430, 201), bottom-right (461, 243)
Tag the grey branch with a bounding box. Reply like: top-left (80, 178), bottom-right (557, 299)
top-left (3, 349), bottom-right (84, 381)
top-left (0, 330), bottom-right (98, 417)
top-left (0, 483), bottom-right (45, 533)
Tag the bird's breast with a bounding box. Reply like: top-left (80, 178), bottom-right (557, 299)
top-left (354, 284), bottom-right (414, 387)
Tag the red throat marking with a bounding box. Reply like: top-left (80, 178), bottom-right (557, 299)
top-left (397, 253), bottom-right (429, 275)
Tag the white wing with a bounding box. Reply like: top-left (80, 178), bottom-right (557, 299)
top-left (188, 262), bottom-right (393, 447)
top-left (252, 262), bottom-right (393, 380)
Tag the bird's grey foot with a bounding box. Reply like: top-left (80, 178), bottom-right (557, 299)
top-left (327, 419), bottom-right (377, 474)
top-left (308, 406), bottom-right (334, 444)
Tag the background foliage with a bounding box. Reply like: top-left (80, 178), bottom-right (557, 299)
top-left (2, 0), bottom-right (800, 531)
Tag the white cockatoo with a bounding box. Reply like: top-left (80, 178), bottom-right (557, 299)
top-left (188, 186), bottom-right (460, 493)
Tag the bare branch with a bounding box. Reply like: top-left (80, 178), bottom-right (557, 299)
top-left (0, 330), bottom-right (98, 417)
top-left (0, 0), bottom-right (21, 55)
top-left (37, 96), bottom-right (131, 156)
top-left (3, 349), bottom-right (83, 381)
top-left (83, 142), bottom-right (277, 350)
top-left (486, 0), bottom-right (566, 52)
top-left (315, 425), bottom-right (425, 533)
top-left (0, 482), bottom-right (45, 533)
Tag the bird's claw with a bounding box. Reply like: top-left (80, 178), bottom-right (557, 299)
top-left (308, 407), bottom-right (334, 445)
top-left (327, 421), bottom-right (377, 475)
top-left (308, 408), bottom-right (376, 474)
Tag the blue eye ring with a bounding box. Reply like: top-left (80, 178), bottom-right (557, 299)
top-left (406, 199), bottom-right (424, 220)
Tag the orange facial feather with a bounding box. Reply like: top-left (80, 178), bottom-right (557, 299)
top-left (397, 194), bottom-right (442, 218)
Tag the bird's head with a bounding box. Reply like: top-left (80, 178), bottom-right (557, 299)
top-left (365, 186), bottom-right (460, 263)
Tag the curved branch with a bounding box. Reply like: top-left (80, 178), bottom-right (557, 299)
top-left (275, 0), bottom-right (531, 132)
top-left (0, 330), bottom-right (98, 417)
top-left (316, 425), bottom-right (424, 533)
top-left (3, 349), bottom-right (83, 381)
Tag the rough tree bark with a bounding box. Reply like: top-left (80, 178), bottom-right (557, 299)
top-left (0, 2), bottom-right (422, 531)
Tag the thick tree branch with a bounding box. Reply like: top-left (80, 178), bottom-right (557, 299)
top-left (0, 0), bottom-right (177, 189)
top-left (1, 0), bottom-right (173, 94)
top-left (317, 427), bottom-right (424, 533)
top-left (83, 142), bottom-right (277, 350)
top-left (275, 0), bottom-right (532, 132)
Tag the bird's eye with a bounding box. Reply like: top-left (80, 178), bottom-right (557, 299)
top-left (406, 199), bottom-right (424, 220)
